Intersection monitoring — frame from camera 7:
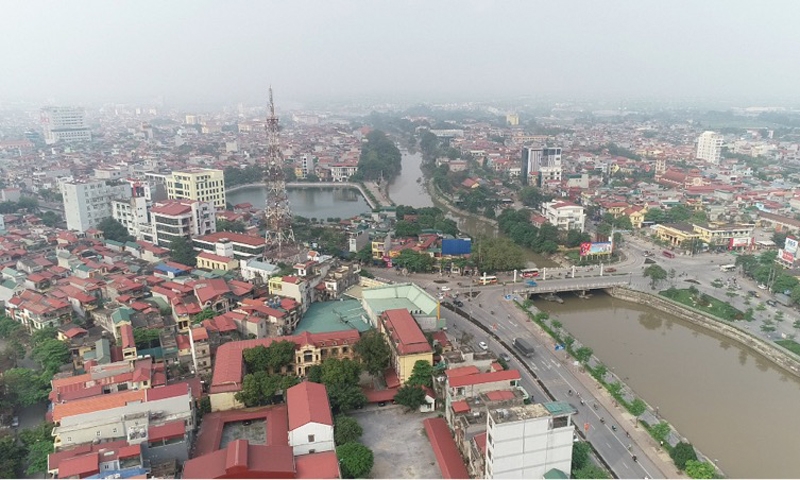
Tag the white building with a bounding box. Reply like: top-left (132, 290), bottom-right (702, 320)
top-left (41, 106), bottom-right (92, 144)
top-left (287, 382), bottom-right (335, 456)
top-left (150, 199), bottom-right (215, 247)
top-left (62, 180), bottom-right (132, 232)
top-left (484, 403), bottom-right (574, 479)
top-left (166, 168), bottom-right (226, 211)
top-left (111, 195), bottom-right (149, 239)
top-left (696, 131), bottom-right (723, 165)
top-left (541, 201), bottom-right (586, 232)
top-left (522, 147), bottom-right (562, 186)
top-left (329, 164), bottom-right (358, 182)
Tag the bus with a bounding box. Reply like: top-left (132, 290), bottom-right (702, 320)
top-left (662, 250), bottom-right (675, 259)
top-left (475, 275), bottom-right (498, 286)
top-left (520, 268), bottom-right (540, 278)
top-left (720, 264), bottom-right (736, 272)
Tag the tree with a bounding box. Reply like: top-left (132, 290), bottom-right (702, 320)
top-left (0, 316), bottom-right (24, 339)
top-left (573, 464), bottom-right (610, 479)
top-left (337, 442), bottom-right (374, 479)
top-left (394, 220), bottom-right (421, 238)
top-left (406, 360), bottom-right (434, 388)
top-left (650, 421), bottom-right (671, 442)
top-left (334, 415), bottom-right (363, 446)
top-left (320, 357), bottom-right (362, 387)
top-left (242, 341), bottom-right (297, 373)
top-left (168, 236), bottom-right (198, 266)
top-left (97, 217), bottom-right (133, 243)
top-left (684, 460), bottom-right (716, 479)
top-left (25, 440), bottom-right (54, 476)
top-left (475, 237), bottom-right (526, 272)
top-left (4, 339), bottom-right (25, 367)
top-left (2, 368), bottom-right (49, 407)
top-left (670, 441), bottom-right (698, 470)
top-left (40, 210), bottom-right (61, 227)
top-left (629, 398), bottom-right (647, 416)
top-left (519, 186), bottom-right (551, 209)
top-left (234, 371), bottom-right (300, 407)
top-left (357, 130), bottom-right (402, 182)
top-left (216, 219), bottom-right (247, 233)
top-left (565, 229), bottom-right (591, 248)
top-left (393, 249), bottom-right (436, 273)
top-left (644, 264), bottom-right (668, 288)
top-left (572, 441), bottom-right (591, 471)
top-left (31, 338), bottom-right (70, 373)
top-left (574, 346), bottom-right (593, 363)
top-left (133, 328), bottom-right (162, 347)
top-left (644, 208), bottom-right (667, 224)
top-left (0, 435), bottom-right (26, 478)
top-left (393, 384), bottom-right (426, 410)
top-left (327, 383), bottom-right (367, 413)
top-left (31, 326), bottom-right (58, 347)
top-left (353, 329), bottom-right (391, 378)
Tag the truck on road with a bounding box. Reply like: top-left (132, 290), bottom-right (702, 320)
top-left (513, 337), bottom-right (535, 357)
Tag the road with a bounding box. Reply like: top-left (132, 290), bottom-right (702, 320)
top-left (375, 267), bottom-right (671, 479)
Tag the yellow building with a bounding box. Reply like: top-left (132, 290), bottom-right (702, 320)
top-left (379, 308), bottom-right (433, 384)
top-left (692, 223), bottom-right (754, 249)
top-left (166, 168), bottom-right (226, 211)
top-left (196, 251), bottom-right (238, 271)
top-left (625, 205), bottom-right (648, 229)
top-left (654, 223), bottom-right (698, 246)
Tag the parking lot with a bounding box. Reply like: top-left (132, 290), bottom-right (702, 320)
top-left (351, 407), bottom-right (442, 479)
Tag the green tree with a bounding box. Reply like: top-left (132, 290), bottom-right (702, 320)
top-left (667, 205), bottom-right (692, 222)
top-left (2, 368), bottom-right (50, 407)
top-left (216, 219), bottom-right (247, 233)
top-left (337, 442), bottom-right (374, 479)
top-left (97, 217), bottom-right (134, 243)
top-left (234, 371), bottom-right (300, 407)
top-left (406, 360), bottom-right (434, 388)
top-left (685, 460), bottom-right (716, 479)
top-left (40, 210), bottom-right (61, 227)
top-left (519, 186), bottom-right (551, 209)
top-left (565, 229), bottom-right (592, 248)
top-left (0, 316), bottom-right (24, 339)
top-left (4, 339), bottom-right (26, 367)
top-left (644, 208), bottom-right (667, 224)
top-left (393, 384), bottom-right (427, 410)
top-left (320, 357), bottom-right (362, 386)
top-left (334, 415), bottom-right (364, 446)
top-left (475, 237), bottom-right (527, 272)
top-left (650, 421), bottom-right (671, 442)
top-left (670, 441), bottom-right (698, 470)
top-left (644, 264), bottom-right (668, 288)
top-left (327, 383), bottom-right (367, 413)
top-left (25, 441), bottom-right (54, 476)
top-left (31, 326), bottom-right (58, 347)
top-left (393, 249), bottom-right (436, 273)
top-left (572, 441), bottom-right (591, 471)
top-left (31, 338), bottom-right (70, 373)
top-left (394, 220), bottom-right (421, 238)
top-left (0, 435), bottom-right (26, 478)
top-left (242, 341), bottom-right (297, 373)
top-left (168, 236), bottom-right (198, 266)
top-left (573, 464), bottom-right (610, 479)
top-left (357, 130), bottom-right (402, 182)
top-left (629, 398), bottom-right (647, 416)
top-left (133, 328), bottom-right (162, 347)
top-left (574, 346), bottom-right (593, 363)
top-left (353, 329), bottom-right (391, 378)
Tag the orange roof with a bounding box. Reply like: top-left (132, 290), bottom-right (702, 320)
top-left (423, 418), bottom-right (469, 479)
top-left (295, 451), bottom-right (341, 479)
top-left (448, 369), bottom-right (521, 388)
top-left (287, 382), bottom-right (333, 430)
top-left (52, 390), bottom-right (145, 422)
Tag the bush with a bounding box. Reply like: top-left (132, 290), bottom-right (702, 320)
top-left (337, 442), bottom-right (374, 479)
top-left (629, 398), bottom-right (647, 416)
top-left (670, 441), bottom-right (698, 470)
top-left (334, 415), bottom-right (363, 446)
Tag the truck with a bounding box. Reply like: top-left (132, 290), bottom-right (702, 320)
top-left (513, 337), bottom-right (535, 357)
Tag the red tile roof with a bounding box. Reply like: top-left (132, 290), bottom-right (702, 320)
top-left (148, 420), bottom-right (186, 442)
top-left (119, 323), bottom-right (135, 349)
top-left (451, 400), bottom-right (470, 413)
top-left (485, 390), bottom-right (516, 401)
top-left (196, 231), bottom-right (266, 247)
top-left (287, 382), bottom-right (333, 430)
top-left (473, 432), bottom-right (487, 455)
top-left (198, 251), bottom-right (236, 264)
top-left (381, 308), bottom-right (432, 355)
top-left (182, 440), bottom-right (295, 479)
top-left (448, 369), bottom-right (521, 388)
top-left (150, 200), bottom-right (194, 216)
top-left (423, 418), bottom-right (469, 479)
top-left (57, 452), bottom-right (100, 478)
top-left (363, 388), bottom-right (398, 403)
top-left (194, 405), bottom-right (289, 458)
top-left (295, 451), bottom-right (340, 479)
top-left (445, 366), bottom-right (480, 378)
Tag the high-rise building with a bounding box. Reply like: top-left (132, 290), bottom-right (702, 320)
top-left (484, 403), bottom-right (574, 479)
top-left (150, 199), bottom-right (216, 247)
top-left (166, 168), bottom-right (226, 211)
top-left (41, 106), bottom-right (92, 144)
top-left (696, 131), bottom-right (723, 165)
top-left (62, 180), bottom-right (131, 232)
top-left (521, 147), bottom-right (562, 186)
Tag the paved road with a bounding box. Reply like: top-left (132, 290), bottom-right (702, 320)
top-left (375, 267), bottom-right (670, 478)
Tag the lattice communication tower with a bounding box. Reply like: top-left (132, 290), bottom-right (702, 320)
top-left (263, 87), bottom-right (295, 255)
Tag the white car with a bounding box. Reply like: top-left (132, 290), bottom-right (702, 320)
top-left (478, 341), bottom-right (489, 350)
top-left (440, 286), bottom-right (451, 291)
top-left (758, 284), bottom-right (768, 290)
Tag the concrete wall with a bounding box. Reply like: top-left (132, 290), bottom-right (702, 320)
top-left (609, 287), bottom-right (800, 379)
top-left (289, 423), bottom-right (335, 456)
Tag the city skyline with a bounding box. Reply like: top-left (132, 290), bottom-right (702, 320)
top-left (3, 0), bottom-right (800, 107)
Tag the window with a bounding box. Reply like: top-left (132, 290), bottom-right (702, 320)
top-left (308, 434), bottom-right (315, 443)
top-left (96, 431), bottom-right (101, 436)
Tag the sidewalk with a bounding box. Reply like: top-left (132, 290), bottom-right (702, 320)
top-left (512, 305), bottom-right (684, 479)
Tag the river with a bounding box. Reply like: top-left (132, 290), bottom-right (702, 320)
top-left (537, 292), bottom-right (800, 478)
top-left (227, 185), bottom-right (371, 220)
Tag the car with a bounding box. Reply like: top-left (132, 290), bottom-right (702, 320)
top-left (454, 300), bottom-right (464, 307)
top-left (440, 286), bottom-right (451, 291)
top-left (499, 353), bottom-right (511, 362)
top-left (478, 341), bottom-right (489, 350)
top-left (748, 290), bottom-right (760, 298)
top-left (11, 417), bottom-right (19, 428)
top-left (758, 284), bottom-right (768, 290)
top-left (378, 402), bottom-right (387, 407)
top-left (766, 300), bottom-right (778, 307)
top-left (605, 267), bottom-right (617, 273)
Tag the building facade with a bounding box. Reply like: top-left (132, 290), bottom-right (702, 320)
top-left (41, 106), bottom-right (92, 144)
top-left (541, 201), bottom-right (586, 232)
top-left (696, 131), bottom-right (723, 165)
top-left (150, 199), bottom-right (216, 247)
top-left (522, 147), bottom-right (562, 186)
top-left (166, 168), bottom-right (226, 211)
top-left (63, 180), bottom-right (132, 232)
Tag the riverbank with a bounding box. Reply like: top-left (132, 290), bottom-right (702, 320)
top-left (226, 181), bottom-right (381, 210)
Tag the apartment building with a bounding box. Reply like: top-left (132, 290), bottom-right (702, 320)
top-left (193, 231), bottom-right (267, 261)
top-left (522, 146), bottom-right (562, 186)
top-left (5, 289), bottom-right (73, 331)
top-left (166, 168), bottom-right (226, 211)
top-left (41, 106), bottom-right (92, 144)
top-left (150, 199), bottom-right (215, 247)
top-left (541, 201), bottom-right (586, 232)
top-left (696, 131), bottom-right (723, 165)
top-left (62, 180), bottom-right (132, 232)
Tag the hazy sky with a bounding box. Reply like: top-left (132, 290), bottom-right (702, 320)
top-left (3, 0), bottom-right (800, 106)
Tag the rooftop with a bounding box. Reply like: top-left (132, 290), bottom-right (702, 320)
top-left (490, 403), bottom-right (551, 424)
top-left (294, 299), bottom-right (371, 334)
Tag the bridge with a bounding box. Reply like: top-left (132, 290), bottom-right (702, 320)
top-left (512, 276), bottom-right (630, 296)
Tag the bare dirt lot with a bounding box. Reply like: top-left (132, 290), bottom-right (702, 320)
top-left (351, 406), bottom-right (442, 479)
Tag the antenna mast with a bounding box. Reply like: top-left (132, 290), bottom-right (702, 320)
top-left (263, 86), bottom-right (295, 257)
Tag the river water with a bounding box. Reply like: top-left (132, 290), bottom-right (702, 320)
top-left (227, 186), bottom-right (371, 220)
top-left (537, 293), bottom-right (800, 478)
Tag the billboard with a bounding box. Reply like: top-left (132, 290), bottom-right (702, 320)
top-left (786, 237), bottom-right (799, 254)
top-left (781, 249), bottom-right (795, 264)
top-left (729, 237), bottom-right (751, 248)
top-left (442, 238), bottom-right (472, 256)
top-left (580, 242), bottom-right (613, 256)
